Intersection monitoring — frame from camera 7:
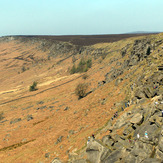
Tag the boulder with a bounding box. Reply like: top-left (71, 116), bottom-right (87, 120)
top-left (45, 152), bottom-right (50, 158)
top-left (102, 135), bottom-right (114, 147)
top-left (64, 107), bottom-right (69, 111)
top-left (155, 146), bottom-right (163, 160)
top-left (26, 115), bottom-right (33, 121)
top-left (51, 158), bottom-right (62, 163)
top-left (113, 112), bottom-right (129, 129)
top-left (123, 125), bottom-right (134, 136)
top-left (115, 78), bottom-right (123, 86)
top-left (134, 122), bottom-right (160, 142)
top-left (158, 133), bottom-right (163, 152)
top-left (55, 136), bottom-right (63, 145)
top-left (127, 141), bottom-right (154, 163)
top-left (130, 113), bottom-right (143, 125)
top-left (86, 139), bottom-right (111, 163)
top-left (143, 87), bottom-right (157, 98)
top-left (141, 158), bottom-right (161, 163)
top-left (122, 154), bottom-right (136, 163)
top-left (102, 148), bottom-right (122, 163)
top-left (72, 159), bottom-right (87, 163)
top-left (134, 88), bottom-right (146, 99)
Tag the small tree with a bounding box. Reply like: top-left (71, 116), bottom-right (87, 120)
top-left (29, 81), bottom-right (38, 91)
top-left (70, 58), bottom-right (92, 74)
top-left (75, 83), bottom-right (88, 99)
top-left (86, 59), bottom-right (92, 68)
top-left (70, 64), bottom-right (77, 74)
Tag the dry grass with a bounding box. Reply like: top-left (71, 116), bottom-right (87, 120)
top-left (0, 33), bottom-right (162, 162)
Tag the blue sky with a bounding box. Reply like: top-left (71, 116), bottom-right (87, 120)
top-left (0, 0), bottom-right (163, 36)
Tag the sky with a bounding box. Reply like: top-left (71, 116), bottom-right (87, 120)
top-left (0, 0), bottom-right (163, 36)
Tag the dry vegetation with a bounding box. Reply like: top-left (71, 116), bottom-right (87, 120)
top-left (0, 33), bottom-right (162, 162)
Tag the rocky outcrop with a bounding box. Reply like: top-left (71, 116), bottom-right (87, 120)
top-left (81, 98), bottom-right (163, 163)
top-left (68, 35), bottom-right (163, 163)
top-left (105, 68), bottom-right (123, 83)
top-left (128, 39), bottom-right (152, 66)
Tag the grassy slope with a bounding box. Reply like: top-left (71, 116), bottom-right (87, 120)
top-left (0, 33), bottom-right (162, 162)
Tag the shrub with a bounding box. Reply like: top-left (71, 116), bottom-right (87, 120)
top-left (72, 56), bottom-right (77, 63)
top-left (21, 66), bottom-right (26, 72)
top-left (29, 81), bottom-right (38, 91)
top-left (75, 83), bottom-right (88, 99)
top-left (70, 58), bottom-right (92, 74)
top-left (86, 59), bottom-right (92, 68)
top-left (83, 66), bottom-right (88, 72)
top-left (70, 64), bottom-right (77, 74)
top-left (82, 74), bottom-right (88, 79)
top-left (101, 53), bottom-right (107, 60)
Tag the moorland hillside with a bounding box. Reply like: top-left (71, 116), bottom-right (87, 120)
top-left (0, 33), bottom-right (162, 163)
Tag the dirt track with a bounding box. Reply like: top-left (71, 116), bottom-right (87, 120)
top-left (0, 74), bottom-right (84, 106)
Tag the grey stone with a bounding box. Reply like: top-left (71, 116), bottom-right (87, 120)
top-left (130, 113), bottom-right (143, 125)
top-left (72, 159), bottom-right (87, 163)
top-left (102, 135), bottom-right (114, 147)
top-left (64, 107), bottom-right (69, 111)
top-left (86, 139), bottom-right (111, 163)
top-left (155, 146), bottom-right (163, 160)
top-left (69, 130), bottom-right (75, 135)
top-left (37, 101), bottom-right (44, 105)
top-left (55, 136), bottom-right (63, 145)
top-left (26, 115), bottom-right (33, 121)
top-left (48, 106), bottom-right (54, 109)
top-left (22, 105), bottom-right (33, 110)
top-left (36, 106), bottom-right (47, 110)
top-left (115, 78), bottom-right (123, 86)
top-left (51, 158), bottom-right (62, 163)
top-left (141, 158), bottom-right (161, 163)
top-left (103, 148), bottom-right (122, 163)
top-left (45, 152), bottom-right (50, 158)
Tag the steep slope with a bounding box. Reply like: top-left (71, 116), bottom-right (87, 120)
top-left (0, 33), bottom-right (162, 163)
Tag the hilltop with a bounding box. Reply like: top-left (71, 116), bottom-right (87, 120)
top-left (0, 33), bottom-right (163, 163)
top-left (3, 33), bottom-right (157, 46)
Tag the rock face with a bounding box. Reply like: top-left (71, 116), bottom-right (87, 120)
top-left (105, 68), bottom-right (123, 83)
top-left (129, 39), bottom-right (151, 66)
top-left (81, 97), bottom-right (163, 163)
top-left (45, 34), bottom-right (163, 163)
top-left (155, 126), bottom-right (163, 160)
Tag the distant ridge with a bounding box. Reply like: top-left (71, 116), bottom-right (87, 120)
top-left (1, 33), bottom-right (159, 46)
top-left (125, 31), bottom-right (161, 34)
